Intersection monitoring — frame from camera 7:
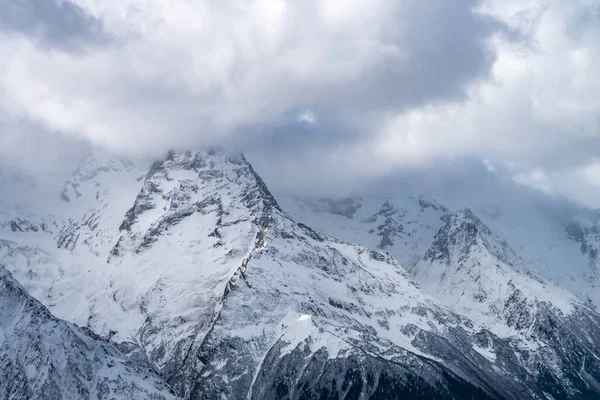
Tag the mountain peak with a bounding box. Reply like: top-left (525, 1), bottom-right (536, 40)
top-left (112, 149), bottom-right (281, 257)
top-left (447, 208), bottom-right (491, 235)
top-left (151, 149), bottom-right (280, 212)
top-left (413, 207), bottom-right (585, 339)
top-left (424, 208), bottom-right (493, 263)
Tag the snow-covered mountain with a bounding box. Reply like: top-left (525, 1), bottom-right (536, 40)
top-left (284, 195), bottom-right (600, 398)
top-left (411, 209), bottom-right (600, 399)
top-left (280, 196), bottom-right (449, 269)
top-left (2, 150), bottom-right (600, 399)
top-left (412, 209), bottom-right (571, 327)
top-left (465, 196), bottom-right (600, 312)
top-left (0, 265), bottom-right (176, 400)
top-left (282, 191), bottom-right (600, 312)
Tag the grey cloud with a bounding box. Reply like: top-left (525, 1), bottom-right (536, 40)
top-left (0, 0), bottom-right (600, 208)
top-left (0, 113), bottom-right (91, 174)
top-left (325, 0), bottom-right (500, 113)
top-left (0, 0), bottom-right (108, 50)
top-left (0, 0), bottom-right (503, 161)
top-left (250, 0), bottom-right (502, 132)
top-left (228, 0), bottom-right (504, 183)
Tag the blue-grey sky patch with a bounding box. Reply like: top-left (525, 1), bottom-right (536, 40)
top-left (0, 0), bottom-right (108, 50)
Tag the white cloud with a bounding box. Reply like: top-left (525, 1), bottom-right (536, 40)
top-left (296, 109), bottom-right (317, 125)
top-left (579, 161), bottom-right (600, 188)
top-left (513, 168), bottom-right (554, 195)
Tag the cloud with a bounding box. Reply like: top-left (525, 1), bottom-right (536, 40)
top-left (0, 0), bottom-right (108, 50)
top-left (296, 109), bottom-right (317, 125)
top-left (1, 0), bottom-right (600, 206)
top-left (0, 0), bottom-right (496, 155)
top-left (0, 113), bottom-right (91, 174)
top-left (249, 0), bottom-right (600, 203)
top-left (579, 161), bottom-right (600, 189)
top-left (513, 168), bottom-right (553, 195)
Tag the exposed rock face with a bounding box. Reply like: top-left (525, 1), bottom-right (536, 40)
top-left (564, 215), bottom-right (600, 301)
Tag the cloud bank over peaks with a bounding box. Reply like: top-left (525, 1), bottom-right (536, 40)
top-left (0, 0), bottom-right (600, 205)
top-left (0, 0), bottom-right (496, 154)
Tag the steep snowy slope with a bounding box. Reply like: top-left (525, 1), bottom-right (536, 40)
top-left (411, 209), bottom-right (600, 399)
top-left (463, 195), bottom-right (600, 311)
top-left (0, 265), bottom-right (176, 400)
top-left (0, 152), bottom-right (147, 339)
top-left (413, 209), bottom-right (578, 330)
top-left (2, 150), bottom-right (600, 399)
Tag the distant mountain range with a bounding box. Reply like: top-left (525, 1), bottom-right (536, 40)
top-left (2, 150), bottom-right (600, 399)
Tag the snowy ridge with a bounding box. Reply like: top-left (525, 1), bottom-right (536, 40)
top-left (282, 190), bottom-right (600, 313)
top-left (0, 265), bottom-right (176, 400)
top-left (273, 194), bottom-right (600, 398)
top-left (412, 209), bottom-right (579, 334)
top-left (187, 209), bottom-right (510, 399)
top-left (412, 209), bottom-right (600, 398)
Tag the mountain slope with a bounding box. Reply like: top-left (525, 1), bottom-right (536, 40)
top-left (281, 190), bottom-right (600, 314)
top-left (280, 195), bottom-right (449, 269)
top-left (186, 213), bottom-right (505, 399)
top-left (412, 209), bottom-right (600, 399)
top-left (2, 151), bottom-right (600, 399)
top-left (0, 265), bottom-right (176, 400)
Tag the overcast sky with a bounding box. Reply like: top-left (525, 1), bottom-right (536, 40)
top-left (1, 0), bottom-right (600, 206)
